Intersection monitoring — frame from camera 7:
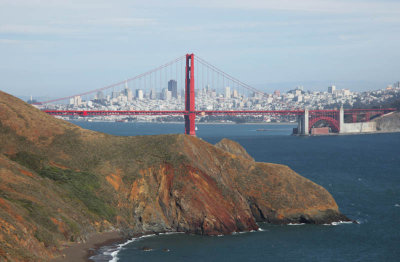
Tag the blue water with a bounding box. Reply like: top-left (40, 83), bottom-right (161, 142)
top-left (70, 121), bottom-right (400, 262)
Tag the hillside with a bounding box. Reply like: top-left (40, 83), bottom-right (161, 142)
top-left (0, 91), bottom-right (349, 261)
top-left (373, 112), bottom-right (400, 132)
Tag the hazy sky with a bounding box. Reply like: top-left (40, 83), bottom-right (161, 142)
top-left (1, 0), bottom-right (400, 97)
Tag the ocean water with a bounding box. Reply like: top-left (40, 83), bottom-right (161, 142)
top-left (70, 121), bottom-right (400, 262)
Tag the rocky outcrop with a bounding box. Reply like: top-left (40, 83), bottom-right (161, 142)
top-left (215, 138), bottom-right (254, 161)
top-left (0, 91), bottom-right (350, 261)
top-left (374, 112), bottom-right (400, 132)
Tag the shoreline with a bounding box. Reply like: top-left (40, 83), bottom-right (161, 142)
top-left (295, 130), bottom-right (400, 136)
top-left (51, 231), bottom-right (126, 262)
top-left (68, 120), bottom-right (296, 125)
top-left (52, 219), bottom-right (357, 262)
top-left (51, 230), bottom-right (184, 262)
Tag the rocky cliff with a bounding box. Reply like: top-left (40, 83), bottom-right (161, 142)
top-left (0, 91), bottom-right (349, 261)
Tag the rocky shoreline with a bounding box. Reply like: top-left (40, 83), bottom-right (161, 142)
top-left (64, 218), bottom-right (357, 262)
top-left (50, 231), bottom-right (124, 262)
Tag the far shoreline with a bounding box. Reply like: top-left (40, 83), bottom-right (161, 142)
top-left (68, 119), bottom-right (297, 126)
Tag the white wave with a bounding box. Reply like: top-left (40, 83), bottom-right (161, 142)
top-left (109, 238), bottom-right (138, 262)
top-left (108, 232), bottom-right (185, 261)
top-left (288, 223), bottom-right (305, 226)
top-left (323, 221), bottom-right (354, 226)
top-left (257, 228), bottom-right (266, 231)
top-left (139, 234), bottom-right (157, 239)
top-left (158, 231), bottom-right (185, 235)
top-left (395, 204), bottom-right (400, 207)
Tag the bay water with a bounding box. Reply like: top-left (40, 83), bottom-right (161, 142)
top-left (70, 121), bottom-right (400, 262)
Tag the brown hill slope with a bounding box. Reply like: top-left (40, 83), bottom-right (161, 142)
top-left (0, 91), bottom-right (349, 261)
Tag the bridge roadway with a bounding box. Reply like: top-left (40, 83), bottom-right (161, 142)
top-left (43, 108), bottom-right (396, 135)
top-left (43, 110), bottom-right (305, 116)
top-left (43, 108), bottom-right (393, 117)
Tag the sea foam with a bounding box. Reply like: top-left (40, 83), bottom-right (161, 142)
top-left (106, 232), bottom-right (184, 261)
top-left (323, 221), bottom-right (354, 226)
top-left (109, 238), bottom-right (138, 262)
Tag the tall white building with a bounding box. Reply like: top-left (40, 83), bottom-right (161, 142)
top-left (162, 88), bottom-right (172, 100)
top-left (232, 89), bottom-right (238, 98)
top-left (225, 86), bottom-right (231, 99)
top-left (70, 95), bottom-right (82, 106)
top-left (127, 89), bottom-right (133, 102)
top-left (328, 85), bottom-right (336, 94)
top-left (150, 89), bottom-right (157, 100)
top-left (122, 82), bottom-right (133, 102)
top-left (136, 89), bottom-right (144, 100)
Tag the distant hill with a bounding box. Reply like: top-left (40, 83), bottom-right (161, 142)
top-left (0, 90), bottom-right (349, 261)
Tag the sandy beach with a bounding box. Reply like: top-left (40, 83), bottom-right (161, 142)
top-left (51, 231), bottom-right (125, 262)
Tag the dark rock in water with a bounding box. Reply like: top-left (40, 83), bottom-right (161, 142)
top-left (141, 246), bottom-right (152, 251)
top-left (162, 248), bottom-right (170, 252)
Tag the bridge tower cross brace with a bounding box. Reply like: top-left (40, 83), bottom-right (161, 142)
top-left (184, 54), bottom-right (196, 135)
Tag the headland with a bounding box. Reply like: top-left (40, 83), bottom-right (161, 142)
top-left (0, 90), bottom-right (350, 261)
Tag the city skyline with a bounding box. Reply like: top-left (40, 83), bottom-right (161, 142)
top-left (1, 0), bottom-right (400, 97)
top-left (39, 76), bottom-right (400, 120)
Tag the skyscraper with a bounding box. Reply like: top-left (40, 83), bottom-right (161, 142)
top-left (232, 89), bottom-right (238, 98)
top-left (96, 91), bottom-right (105, 100)
top-left (168, 80), bottom-right (178, 99)
top-left (136, 89), bottom-right (144, 100)
top-left (149, 89), bottom-right (157, 100)
top-left (162, 88), bottom-right (172, 100)
top-left (122, 81), bottom-right (133, 102)
top-left (112, 91), bottom-right (120, 99)
top-left (328, 85), bottom-right (336, 94)
top-left (225, 86), bottom-right (231, 99)
top-left (72, 96), bottom-right (82, 106)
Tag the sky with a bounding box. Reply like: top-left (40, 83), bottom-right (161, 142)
top-left (1, 0), bottom-right (400, 98)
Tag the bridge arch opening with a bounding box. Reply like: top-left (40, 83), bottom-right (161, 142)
top-left (309, 117), bottom-right (340, 133)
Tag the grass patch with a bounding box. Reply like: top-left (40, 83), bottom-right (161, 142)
top-left (14, 199), bottom-right (57, 231)
top-left (34, 230), bottom-right (55, 247)
top-left (62, 216), bottom-right (80, 240)
top-left (11, 199), bottom-right (58, 247)
top-left (10, 151), bottom-right (46, 172)
top-left (39, 166), bottom-right (116, 221)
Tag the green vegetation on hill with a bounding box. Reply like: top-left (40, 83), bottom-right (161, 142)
top-left (10, 151), bottom-right (116, 221)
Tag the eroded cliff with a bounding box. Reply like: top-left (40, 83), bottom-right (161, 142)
top-left (0, 91), bottom-right (349, 261)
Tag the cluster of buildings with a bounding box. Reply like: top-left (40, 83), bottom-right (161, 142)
top-left (40, 80), bottom-right (400, 122)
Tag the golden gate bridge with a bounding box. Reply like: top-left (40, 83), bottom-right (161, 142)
top-left (37, 54), bottom-right (396, 135)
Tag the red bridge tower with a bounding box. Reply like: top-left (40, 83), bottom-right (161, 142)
top-left (185, 54), bottom-right (196, 135)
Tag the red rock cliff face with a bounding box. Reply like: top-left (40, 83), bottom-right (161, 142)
top-left (95, 134), bottom-right (348, 237)
top-left (0, 91), bottom-right (349, 261)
